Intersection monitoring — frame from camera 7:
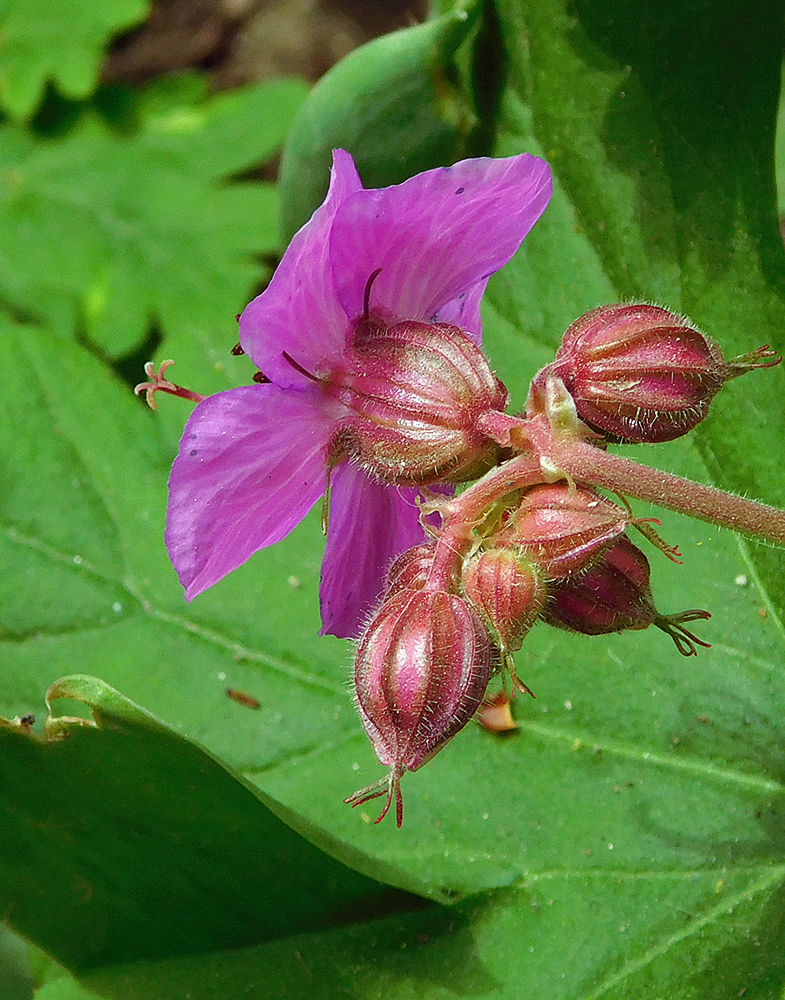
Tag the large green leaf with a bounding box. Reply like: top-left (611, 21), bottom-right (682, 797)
top-left (0, 675), bottom-right (390, 971)
top-left (489, 0), bottom-right (785, 609)
top-left (30, 865), bottom-right (784, 1000)
top-left (0, 0), bottom-right (149, 119)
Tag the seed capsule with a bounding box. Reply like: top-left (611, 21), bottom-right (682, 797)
top-left (532, 303), bottom-right (780, 443)
top-left (462, 547), bottom-right (546, 650)
top-left (461, 547), bottom-right (545, 697)
top-left (346, 588), bottom-right (491, 826)
top-left (384, 541), bottom-right (438, 598)
top-left (330, 319), bottom-right (509, 484)
top-left (542, 534), bottom-right (711, 655)
top-left (497, 482), bottom-right (631, 580)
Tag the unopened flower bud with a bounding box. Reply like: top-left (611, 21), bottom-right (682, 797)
top-left (330, 320), bottom-right (509, 484)
top-left (384, 541), bottom-right (438, 597)
top-left (532, 303), bottom-right (780, 443)
top-left (462, 548), bottom-right (546, 653)
top-left (345, 588), bottom-right (491, 826)
top-left (497, 482), bottom-right (631, 580)
top-left (542, 534), bottom-right (711, 655)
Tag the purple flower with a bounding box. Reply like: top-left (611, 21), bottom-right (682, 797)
top-left (166, 150), bottom-right (552, 637)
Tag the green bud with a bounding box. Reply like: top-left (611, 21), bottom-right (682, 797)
top-left (279, 7), bottom-right (482, 241)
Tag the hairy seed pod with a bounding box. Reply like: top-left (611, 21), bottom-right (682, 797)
top-left (329, 320), bottom-right (509, 484)
top-left (345, 588), bottom-right (491, 826)
top-left (462, 547), bottom-right (547, 652)
top-left (530, 303), bottom-right (780, 443)
top-left (497, 482), bottom-right (631, 580)
top-left (384, 541), bottom-right (438, 598)
top-left (542, 534), bottom-right (712, 655)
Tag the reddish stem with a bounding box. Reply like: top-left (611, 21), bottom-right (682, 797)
top-left (427, 453), bottom-right (543, 589)
top-left (551, 439), bottom-right (785, 547)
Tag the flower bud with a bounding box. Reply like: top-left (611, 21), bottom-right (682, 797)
top-left (497, 482), bottom-right (631, 580)
top-left (330, 320), bottom-right (509, 484)
top-left (345, 588), bottom-right (491, 826)
top-left (542, 534), bottom-right (712, 655)
top-left (384, 541), bottom-right (438, 597)
top-left (462, 547), bottom-right (546, 653)
top-left (533, 303), bottom-right (780, 443)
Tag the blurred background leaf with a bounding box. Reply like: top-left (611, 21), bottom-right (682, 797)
top-left (278, 4), bottom-right (483, 241)
top-left (0, 0), bottom-right (149, 119)
top-left (0, 76), bottom-right (307, 358)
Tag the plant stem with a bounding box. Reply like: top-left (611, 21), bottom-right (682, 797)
top-left (552, 439), bottom-right (785, 546)
top-left (428, 453), bottom-right (543, 587)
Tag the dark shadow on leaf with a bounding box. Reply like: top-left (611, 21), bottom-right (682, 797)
top-left (607, 691), bottom-right (785, 997)
top-left (89, 892), bottom-right (500, 1000)
top-left (692, 879), bottom-right (785, 1000)
top-left (113, 323), bottom-right (162, 391)
top-left (631, 690), bottom-right (785, 866)
top-left (571, 0), bottom-right (785, 295)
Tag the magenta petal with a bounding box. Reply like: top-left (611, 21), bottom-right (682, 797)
top-left (434, 277), bottom-right (489, 345)
top-left (167, 385), bottom-right (337, 599)
top-left (329, 154), bottom-right (552, 327)
top-left (238, 150), bottom-right (363, 388)
top-left (319, 465), bottom-right (429, 639)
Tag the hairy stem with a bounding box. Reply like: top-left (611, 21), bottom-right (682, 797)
top-left (552, 439), bottom-right (785, 546)
top-left (428, 453), bottom-right (543, 587)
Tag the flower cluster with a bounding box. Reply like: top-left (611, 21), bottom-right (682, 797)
top-left (139, 151), bottom-right (785, 828)
top-left (154, 149), bottom-right (551, 639)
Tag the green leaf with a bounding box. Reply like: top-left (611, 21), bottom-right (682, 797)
top-left (0, 319), bottom-right (457, 905)
top-left (5, 312), bottom-right (785, 995)
top-left (0, 673), bottom-right (397, 971)
top-left (137, 74), bottom-right (309, 181)
top-left (0, 77), bottom-right (307, 357)
top-left (28, 866), bottom-right (785, 999)
top-left (0, 924), bottom-right (34, 999)
top-left (0, 0), bottom-right (149, 119)
top-left (278, 6), bottom-right (481, 241)
top-left (776, 61), bottom-right (785, 217)
top-left (488, 0), bottom-right (785, 607)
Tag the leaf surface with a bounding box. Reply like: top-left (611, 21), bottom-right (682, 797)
top-left (0, 0), bottom-right (149, 118)
top-left (0, 78), bottom-right (307, 356)
top-left (0, 673), bottom-right (402, 971)
top-left (6, 0), bottom-right (785, 996)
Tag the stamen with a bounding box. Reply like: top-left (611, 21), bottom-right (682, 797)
top-left (322, 464), bottom-right (334, 535)
top-left (134, 360), bottom-right (206, 411)
top-left (231, 342), bottom-right (245, 356)
top-left (281, 351), bottom-right (320, 383)
top-left (363, 267), bottom-right (383, 321)
top-left (321, 443), bottom-right (348, 535)
top-left (632, 518), bottom-right (682, 563)
top-left (508, 660), bottom-right (536, 699)
top-left (252, 371), bottom-right (271, 383)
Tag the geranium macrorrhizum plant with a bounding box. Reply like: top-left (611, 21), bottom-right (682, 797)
top-left (138, 151), bottom-right (785, 828)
